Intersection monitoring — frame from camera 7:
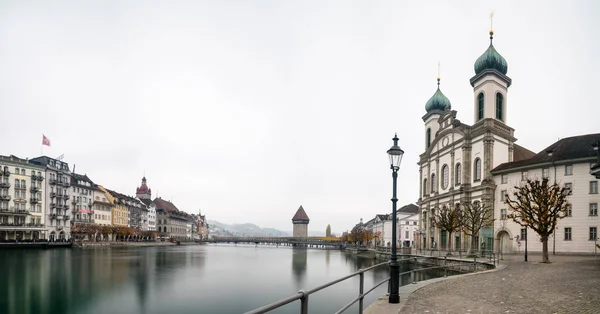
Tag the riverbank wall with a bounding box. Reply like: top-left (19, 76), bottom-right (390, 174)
top-left (76, 241), bottom-right (203, 249)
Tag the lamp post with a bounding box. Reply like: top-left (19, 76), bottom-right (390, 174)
top-left (387, 133), bottom-right (404, 304)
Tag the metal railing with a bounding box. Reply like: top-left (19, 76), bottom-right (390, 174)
top-left (244, 261), bottom-right (390, 314)
top-left (244, 256), bottom-right (486, 314)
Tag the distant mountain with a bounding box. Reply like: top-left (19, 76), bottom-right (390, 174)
top-left (208, 220), bottom-right (292, 237)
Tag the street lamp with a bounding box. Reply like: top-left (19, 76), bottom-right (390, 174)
top-left (387, 133), bottom-right (404, 304)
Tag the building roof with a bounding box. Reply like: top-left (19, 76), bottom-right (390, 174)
top-left (474, 31), bottom-right (508, 76)
top-left (398, 203), bottom-right (419, 214)
top-left (291, 205), bottom-right (310, 222)
top-left (139, 198), bottom-right (153, 207)
top-left (71, 173), bottom-right (95, 188)
top-left (136, 176), bottom-right (151, 195)
top-left (425, 79), bottom-right (451, 112)
top-left (492, 133), bottom-right (600, 173)
top-left (153, 197), bottom-right (180, 213)
top-left (513, 144), bottom-right (536, 162)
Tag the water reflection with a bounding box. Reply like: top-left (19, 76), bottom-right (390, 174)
top-left (291, 248), bottom-right (307, 288)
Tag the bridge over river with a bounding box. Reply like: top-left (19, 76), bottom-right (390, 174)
top-left (196, 236), bottom-right (345, 249)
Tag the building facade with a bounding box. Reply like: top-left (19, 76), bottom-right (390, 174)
top-left (70, 173), bottom-right (95, 226)
top-left (492, 134), bottom-right (600, 254)
top-left (154, 197), bottom-right (188, 239)
top-left (417, 29), bottom-right (535, 252)
top-left (30, 156), bottom-right (72, 241)
top-left (0, 155), bottom-right (46, 241)
top-left (92, 186), bottom-right (113, 226)
top-left (102, 187), bottom-right (129, 227)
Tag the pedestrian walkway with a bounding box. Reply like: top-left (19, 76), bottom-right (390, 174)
top-left (367, 253), bottom-right (600, 314)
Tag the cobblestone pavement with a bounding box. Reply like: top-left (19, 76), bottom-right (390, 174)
top-left (400, 254), bottom-right (600, 314)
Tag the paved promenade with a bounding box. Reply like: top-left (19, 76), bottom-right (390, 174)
top-left (368, 253), bottom-right (600, 314)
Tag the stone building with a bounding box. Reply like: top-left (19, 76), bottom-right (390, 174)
top-left (70, 173), bottom-right (95, 226)
top-left (154, 197), bottom-right (188, 239)
top-left (0, 155), bottom-right (46, 241)
top-left (30, 156), bottom-right (73, 241)
top-left (292, 205), bottom-right (309, 238)
top-left (417, 28), bottom-right (535, 252)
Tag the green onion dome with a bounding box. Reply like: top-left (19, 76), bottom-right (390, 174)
top-left (425, 78), bottom-right (451, 112)
top-left (474, 30), bottom-right (508, 75)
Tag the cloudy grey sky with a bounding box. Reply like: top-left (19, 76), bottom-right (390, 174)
top-left (1, 1), bottom-right (599, 234)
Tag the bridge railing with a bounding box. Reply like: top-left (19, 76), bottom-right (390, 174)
top-left (243, 256), bottom-right (484, 314)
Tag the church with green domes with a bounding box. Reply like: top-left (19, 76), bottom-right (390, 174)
top-left (417, 27), bottom-right (535, 253)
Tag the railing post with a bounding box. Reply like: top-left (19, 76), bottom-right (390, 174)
top-left (299, 290), bottom-right (308, 314)
top-left (444, 256), bottom-right (447, 277)
top-left (359, 270), bottom-right (365, 314)
top-left (412, 270), bottom-right (416, 284)
top-left (474, 257), bottom-right (477, 272)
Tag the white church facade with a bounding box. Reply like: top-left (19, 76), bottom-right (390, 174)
top-left (416, 26), bottom-right (600, 254)
top-left (417, 28), bottom-right (535, 253)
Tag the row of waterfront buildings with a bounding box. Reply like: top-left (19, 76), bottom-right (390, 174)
top-left (354, 26), bottom-right (600, 254)
top-left (0, 155), bottom-right (209, 241)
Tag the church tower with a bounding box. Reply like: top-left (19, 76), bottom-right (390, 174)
top-left (470, 25), bottom-right (511, 124)
top-left (292, 205), bottom-right (310, 238)
top-left (136, 176), bottom-right (152, 200)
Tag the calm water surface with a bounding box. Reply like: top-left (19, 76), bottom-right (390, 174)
top-left (0, 245), bottom-right (440, 314)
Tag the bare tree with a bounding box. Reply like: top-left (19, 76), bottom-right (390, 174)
top-left (431, 205), bottom-right (462, 253)
top-left (461, 201), bottom-right (494, 255)
top-left (505, 177), bottom-right (570, 263)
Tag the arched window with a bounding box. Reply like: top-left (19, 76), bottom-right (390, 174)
top-left (431, 173), bottom-right (436, 193)
top-left (423, 178), bottom-right (428, 196)
top-left (474, 158), bottom-right (481, 181)
top-left (495, 93), bottom-right (503, 121)
top-left (426, 128), bottom-right (431, 148)
top-left (441, 164), bottom-right (449, 189)
top-left (455, 163), bottom-right (462, 185)
top-left (477, 93), bottom-right (484, 120)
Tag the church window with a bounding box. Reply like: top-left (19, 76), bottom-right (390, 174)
top-left (431, 174), bottom-right (436, 193)
top-left (477, 93), bottom-right (484, 120)
top-left (474, 158), bottom-right (481, 181)
top-left (455, 163), bottom-right (461, 185)
top-left (426, 128), bottom-right (431, 148)
top-left (495, 93), bottom-right (503, 121)
top-left (423, 178), bottom-right (427, 196)
top-left (441, 164), bottom-right (449, 189)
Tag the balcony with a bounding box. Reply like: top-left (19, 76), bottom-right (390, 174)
top-left (15, 185), bottom-right (26, 190)
top-left (71, 199), bottom-right (77, 205)
top-left (50, 192), bottom-right (56, 198)
top-left (64, 215), bottom-right (70, 220)
top-left (0, 195), bottom-right (11, 201)
top-left (30, 186), bottom-right (39, 193)
top-left (0, 182), bottom-right (11, 189)
top-left (50, 213), bottom-right (57, 220)
top-left (3, 170), bottom-right (10, 177)
top-left (30, 197), bottom-right (40, 204)
top-left (63, 194), bottom-right (70, 200)
top-left (49, 179), bottom-right (57, 185)
top-left (63, 205), bottom-right (69, 211)
top-left (60, 181), bottom-right (70, 188)
top-left (31, 174), bottom-right (44, 181)
top-left (50, 203), bottom-right (56, 209)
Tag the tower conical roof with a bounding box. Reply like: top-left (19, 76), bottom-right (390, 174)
top-left (292, 205), bottom-right (310, 222)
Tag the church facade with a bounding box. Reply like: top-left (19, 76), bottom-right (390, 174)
top-left (417, 28), bottom-right (535, 252)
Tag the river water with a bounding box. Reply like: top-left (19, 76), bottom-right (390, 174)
top-left (0, 244), bottom-right (447, 314)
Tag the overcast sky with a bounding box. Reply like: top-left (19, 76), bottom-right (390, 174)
top-left (1, 1), bottom-right (599, 234)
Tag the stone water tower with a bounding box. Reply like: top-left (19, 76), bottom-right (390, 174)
top-left (292, 205), bottom-right (310, 238)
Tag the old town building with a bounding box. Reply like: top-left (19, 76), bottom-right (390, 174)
top-left (30, 156), bottom-right (72, 241)
top-left (0, 155), bottom-right (46, 241)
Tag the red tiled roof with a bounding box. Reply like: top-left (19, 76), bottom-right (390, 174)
top-left (292, 205), bottom-right (310, 222)
top-left (153, 197), bottom-right (180, 213)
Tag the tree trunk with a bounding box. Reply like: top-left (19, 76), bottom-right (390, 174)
top-left (447, 234), bottom-right (452, 254)
top-left (541, 235), bottom-right (549, 263)
top-left (470, 235), bottom-right (476, 254)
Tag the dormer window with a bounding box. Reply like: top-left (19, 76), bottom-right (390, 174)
top-left (495, 93), bottom-right (504, 121)
top-left (477, 93), bottom-right (484, 121)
